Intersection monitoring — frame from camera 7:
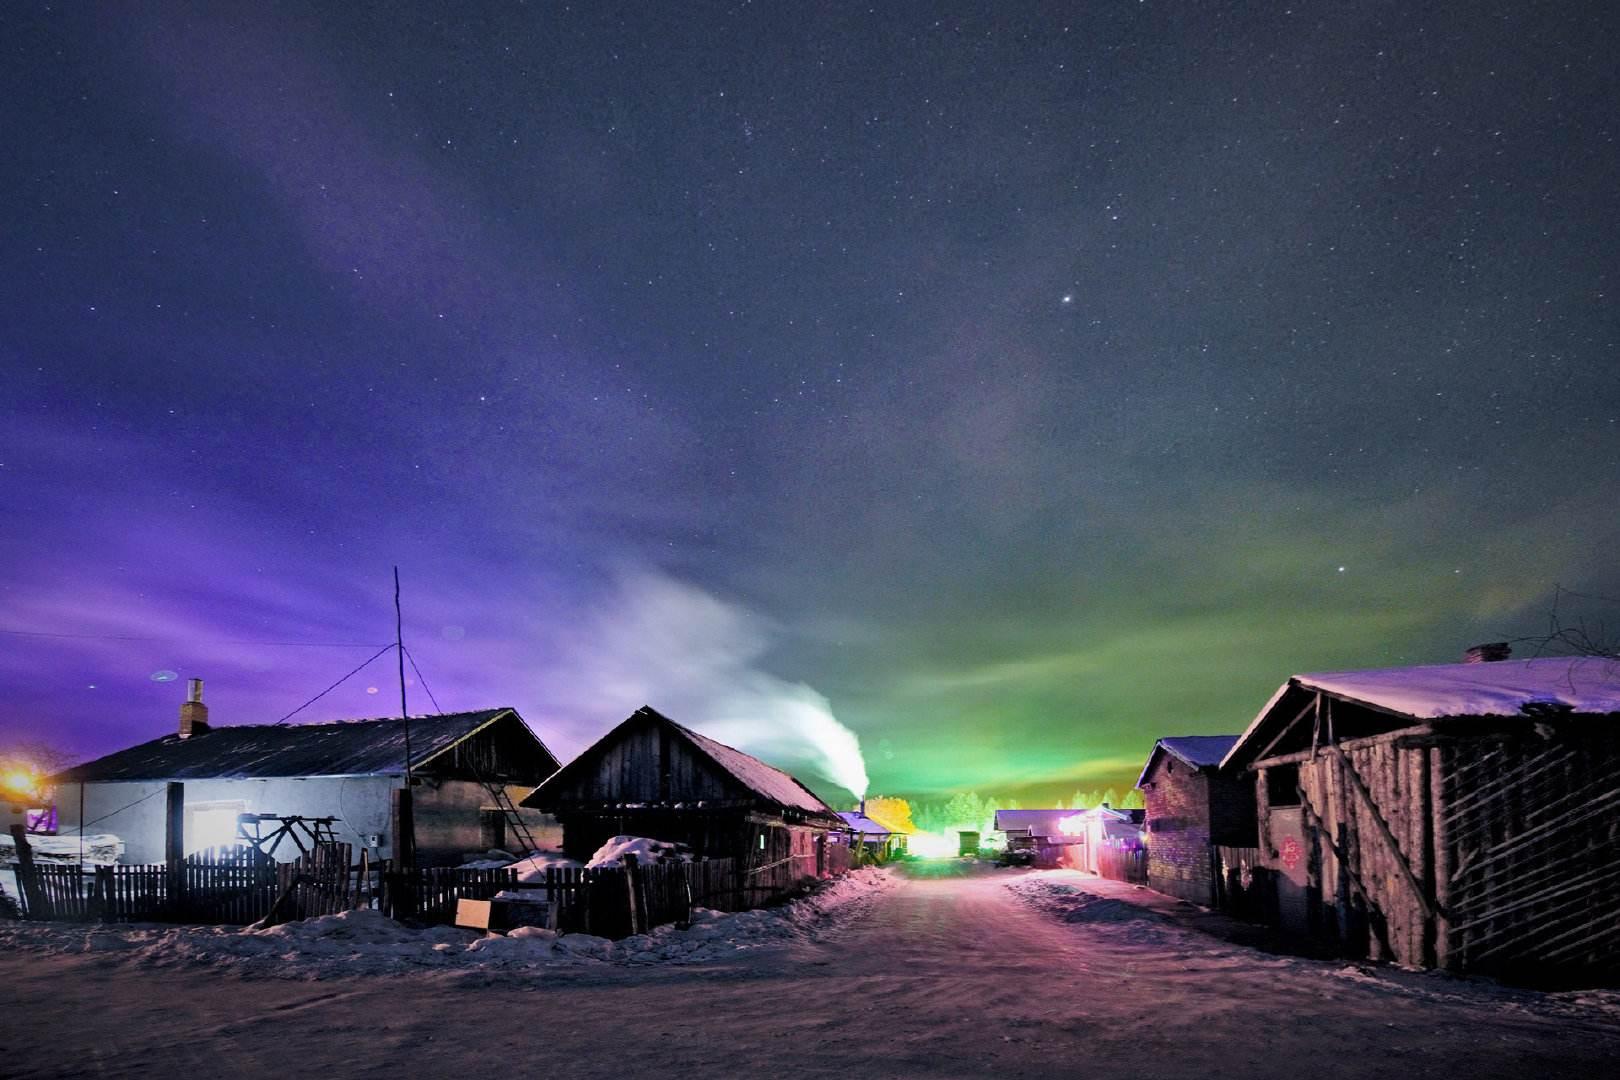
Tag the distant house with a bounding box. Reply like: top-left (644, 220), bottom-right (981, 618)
top-left (1222, 650), bottom-right (1620, 984)
top-left (1064, 805), bottom-right (1147, 877)
top-left (521, 706), bottom-right (848, 889)
top-left (51, 681), bottom-right (561, 866)
top-left (1136, 735), bottom-right (1256, 905)
top-left (838, 807), bottom-right (906, 861)
top-left (994, 809), bottom-right (1082, 867)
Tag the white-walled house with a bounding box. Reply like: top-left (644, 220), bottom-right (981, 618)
top-left (51, 683), bottom-right (561, 866)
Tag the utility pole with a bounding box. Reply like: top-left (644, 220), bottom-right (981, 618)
top-left (395, 565), bottom-right (412, 782)
top-left (391, 566), bottom-right (417, 881)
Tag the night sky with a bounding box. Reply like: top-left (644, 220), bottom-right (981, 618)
top-left (4, 3), bottom-right (1618, 807)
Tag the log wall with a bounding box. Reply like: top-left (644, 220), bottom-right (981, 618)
top-left (1437, 726), bottom-right (1620, 984)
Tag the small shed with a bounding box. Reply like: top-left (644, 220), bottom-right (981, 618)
top-left (1136, 735), bottom-right (1255, 905)
top-left (1222, 653), bottom-right (1620, 985)
top-left (52, 684), bottom-right (561, 866)
top-left (1063, 805), bottom-right (1147, 876)
top-left (521, 706), bottom-right (848, 890)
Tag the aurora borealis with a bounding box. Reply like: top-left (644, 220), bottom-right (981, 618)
top-left (3, 4), bottom-right (1618, 806)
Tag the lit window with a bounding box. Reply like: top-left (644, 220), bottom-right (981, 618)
top-left (186, 801), bottom-right (246, 854)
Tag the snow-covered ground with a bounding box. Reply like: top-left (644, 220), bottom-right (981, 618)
top-left (0, 866), bottom-right (895, 979)
top-left (1, 864), bottom-right (1616, 1079)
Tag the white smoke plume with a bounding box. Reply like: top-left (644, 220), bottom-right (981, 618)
top-left (544, 570), bottom-right (869, 800)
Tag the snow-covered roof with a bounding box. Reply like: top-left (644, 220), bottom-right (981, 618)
top-left (677, 721), bottom-right (839, 818)
top-left (1223, 656), bottom-right (1620, 770)
top-left (1292, 656), bottom-right (1620, 719)
top-left (523, 706), bottom-right (843, 824)
top-left (837, 811), bottom-right (893, 837)
top-left (54, 708), bottom-right (559, 783)
top-left (1135, 734), bottom-right (1239, 787)
top-left (993, 809), bottom-right (1072, 836)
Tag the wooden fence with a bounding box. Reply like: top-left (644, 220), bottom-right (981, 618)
top-left (1211, 844), bottom-right (1277, 923)
top-left (523, 858), bottom-right (739, 938)
top-left (381, 865), bottom-right (517, 923)
top-left (13, 848), bottom-right (831, 940)
top-left (13, 847), bottom-right (279, 924)
top-left (1096, 840), bottom-right (1149, 885)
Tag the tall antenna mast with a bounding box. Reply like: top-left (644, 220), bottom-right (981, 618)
top-left (395, 565), bottom-right (413, 782)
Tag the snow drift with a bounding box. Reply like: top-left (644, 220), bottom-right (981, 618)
top-left (0, 867), bottom-right (896, 979)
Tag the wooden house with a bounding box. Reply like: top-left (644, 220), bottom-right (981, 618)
top-left (1222, 651), bottom-right (1620, 985)
top-left (1136, 735), bottom-right (1255, 905)
top-left (51, 681), bottom-right (561, 866)
top-left (521, 706), bottom-right (848, 890)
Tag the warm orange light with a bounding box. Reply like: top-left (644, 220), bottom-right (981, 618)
top-left (2, 768), bottom-right (40, 800)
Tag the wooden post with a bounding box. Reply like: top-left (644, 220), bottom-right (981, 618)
top-left (391, 786), bottom-right (416, 869)
top-left (1428, 745), bottom-right (1452, 970)
top-left (623, 853), bottom-right (643, 935)
top-left (165, 782), bottom-right (185, 919)
top-left (9, 824), bottom-right (48, 917)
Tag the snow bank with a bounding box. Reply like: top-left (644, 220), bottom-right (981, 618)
top-left (585, 836), bottom-right (692, 869)
top-left (1007, 879), bottom-right (1172, 945)
top-left (0, 868), bottom-right (895, 979)
top-left (0, 833), bottom-right (124, 866)
top-left (459, 849), bottom-right (582, 882)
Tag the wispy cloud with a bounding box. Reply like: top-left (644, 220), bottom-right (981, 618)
top-left (535, 569), bottom-right (869, 800)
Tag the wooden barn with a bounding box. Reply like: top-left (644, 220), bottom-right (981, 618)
top-left (521, 706), bottom-right (849, 893)
top-left (1222, 650), bottom-right (1620, 985)
top-left (51, 681), bottom-right (561, 866)
top-left (1136, 735), bottom-right (1255, 905)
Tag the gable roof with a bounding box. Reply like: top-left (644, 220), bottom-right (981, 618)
top-left (1223, 656), bottom-right (1620, 770)
top-left (54, 708), bottom-right (557, 783)
top-left (838, 810), bottom-right (893, 837)
top-left (1136, 734), bottom-right (1240, 787)
top-left (522, 706), bottom-right (843, 823)
top-left (993, 809), bottom-right (1074, 836)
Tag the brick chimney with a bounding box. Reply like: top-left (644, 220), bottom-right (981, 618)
top-left (178, 677), bottom-right (209, 738)
top-left (1464, 642), bottom-right (1512, 664)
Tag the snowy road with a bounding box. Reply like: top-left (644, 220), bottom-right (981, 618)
top-left (3, 864), bottom-right (1617, 1078)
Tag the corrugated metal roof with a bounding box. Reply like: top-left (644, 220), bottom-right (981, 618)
top-left (54, 709), bottom-right (514, 782)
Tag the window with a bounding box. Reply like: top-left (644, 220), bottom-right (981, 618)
top-left (1266, 764), bottom-right (1302, 807)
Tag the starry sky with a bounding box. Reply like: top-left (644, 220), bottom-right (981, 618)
top-left (4, 2), bottom-right (1618, 807)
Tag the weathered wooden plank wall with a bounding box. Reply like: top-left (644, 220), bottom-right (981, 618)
top-left (1439, 727), bottom-right (1620, 984)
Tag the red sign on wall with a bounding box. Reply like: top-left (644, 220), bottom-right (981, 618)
top-left (1280, 836), bottom-right (1303, 871)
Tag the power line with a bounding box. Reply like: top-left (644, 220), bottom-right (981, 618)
top-left (402, 645), bottom-right (443, 714)
top-left (0, 627), bottom-right (388, 648)
top-left (273, 643), bottom-right (398, 725)
top-left (73, 785), bottom-right (167, 832)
